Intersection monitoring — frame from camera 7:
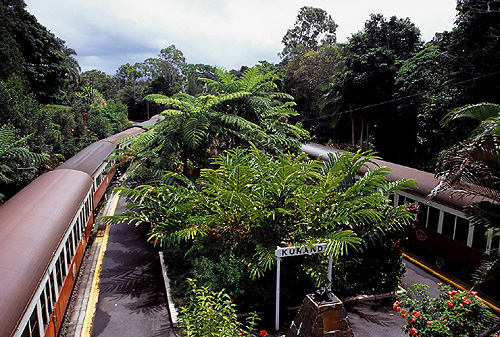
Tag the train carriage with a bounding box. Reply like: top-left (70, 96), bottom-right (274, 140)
top-left (0, 116), bottom-right (159, 337)
top-left (301, 143), bottom-right (500, 272)
top-left (0, 170), bottom-right (93, 337)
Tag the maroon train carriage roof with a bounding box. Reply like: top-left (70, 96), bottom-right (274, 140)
top-left (55, 140), bottom-right (115, 176)
top-left (0, 170), bottom-right (92, 337)
top-left (103, 127), bottom-right (144, 144)
top-left (133, 114), bottom-right (165, 128)
top-left (301, 143), bottom-right (478, 209)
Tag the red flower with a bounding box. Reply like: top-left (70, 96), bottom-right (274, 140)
top-left (393, 301), bottom-right (401, 312)
top-left (447, 300), bottom-right (455, 309)
top-left (260, 330), bottom-right (268, 336)
top-left (411, 310), bottom-right (421, 322)
top-left (401, 309), bottom-right (407, 318)
top-left (426, 321), bottom-right (432, 326)
top-left (409, 327), bottom-right (419, 336)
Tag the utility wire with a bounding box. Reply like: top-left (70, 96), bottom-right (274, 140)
top-left (303, 69), bottom-right (500, 122)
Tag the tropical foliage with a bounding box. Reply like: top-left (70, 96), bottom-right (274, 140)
top-left (435, 103), bottom-right (500, 287)
top-left (0, 125), bottom-right (48, 200)
top-left (107, 147), bottom-right (416, 308)
top-left (280, 6), bottom-right (338, 62)
top-left (110, 65), bottom-right (309, 180)
top-left (177, 279), bottom-right (260, 337)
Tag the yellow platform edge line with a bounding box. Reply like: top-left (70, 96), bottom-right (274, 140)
top-left (81, 193), bottom-right (120, 337)
top-left (403, 252), bottom-right (500, 314)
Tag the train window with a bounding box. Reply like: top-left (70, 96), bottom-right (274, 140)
top-left (44, 279), bottom-right (54, 318)
top-left (442, 213), bottom-right (455, 238)
top-left (427, 206), bottom-right (440, 231)
top-left (61, 251), bottom-right (68, 278)
top-left (492, 235), bottom-right (500, 253)
top-left (396, 195), bottom-right (405, 206)
top-left (472, 226), bottom-right (488, 252)
top-left (39, 291), bottom-right (47, 326)
top-left (55, 257), bottom-right (63, 289)
top-left (388, 193), bottom-right (395, 205)
top-left (20, 309), bottom-right (40, 337)
top-left (74, 221), bottom-right (80, 243)
top-left (69, 232), bottom-right (75, 258)
top-left (50, 271), bottom-right (57, 304)
top-left (64, 239), bottom-right (72, 267)
top-left (83, 203), bottom-right (88, 223)
top-left (416, 203), bottom-right (428, 226)
top-left (78, 212), bottom-right (84, 237)
top-left (454, 217), bottom-right (469, 245)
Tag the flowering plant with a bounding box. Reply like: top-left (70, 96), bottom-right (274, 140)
top-left (394, 283), bottom-right (499, 336)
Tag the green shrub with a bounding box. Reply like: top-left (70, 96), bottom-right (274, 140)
top-left (177, 279), bottom-right (260, 337)
top-left (394, 283), bottom-right (499, 336)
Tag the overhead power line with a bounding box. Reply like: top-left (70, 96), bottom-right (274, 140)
top-left (303, 69), bottom-right (500, 122)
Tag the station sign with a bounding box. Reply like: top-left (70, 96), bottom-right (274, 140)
top-left (274, 243), bottom-right (326, 257)
top-left (274, 242), bottom-right (331, 331)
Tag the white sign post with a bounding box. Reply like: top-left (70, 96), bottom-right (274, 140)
top-left (274, 243), bottom-right (332, 331)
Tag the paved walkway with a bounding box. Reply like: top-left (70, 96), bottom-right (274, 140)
top-left (90, 196), bottom-right (175, 337)
top-left (63, 194), bottom-right (176, 337)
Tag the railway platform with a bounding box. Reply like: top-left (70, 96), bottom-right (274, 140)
top-left (62, 194), bottom-right (176, 337)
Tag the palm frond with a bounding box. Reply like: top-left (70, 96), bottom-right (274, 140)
top-left (324, 230), bottom-right (361, 259)
top-left (441, 103), bottom-right (500, 127)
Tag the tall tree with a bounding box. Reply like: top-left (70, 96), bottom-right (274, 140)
top-left (280, 6), bottom-right (337, 62)
top-left (323, 14), bottom-right (422, 157)
top-left (393, 43), bottom-right (461, 170)
top-left (285, 44), bottom-right (347, 137)
top-left (449, 0), bottom-right (500, 104)
top-left (0, 0), bottom-right (73, 103)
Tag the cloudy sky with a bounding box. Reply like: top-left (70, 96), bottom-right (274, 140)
top-left (24, 0), bottom-right (458, 75)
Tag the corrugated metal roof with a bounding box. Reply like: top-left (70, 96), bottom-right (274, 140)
top-left (0, 170), bottom-right (92, 337)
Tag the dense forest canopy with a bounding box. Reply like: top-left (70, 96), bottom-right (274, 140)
top-left (1, 0), bottom-right (500, 200)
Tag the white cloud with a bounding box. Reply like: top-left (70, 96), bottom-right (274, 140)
top-left (24, 0), bottom-right (457, 75)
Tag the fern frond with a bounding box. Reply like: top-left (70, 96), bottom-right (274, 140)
top-left (182, 116), bottom-right (209, 149)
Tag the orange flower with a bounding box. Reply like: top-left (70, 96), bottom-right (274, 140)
top-left (401, 309), bottom-right (407, 318)
top-left (393, 301), bottom-right (401, 312)
top-left (411, 310), bottom-right (421, 322)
